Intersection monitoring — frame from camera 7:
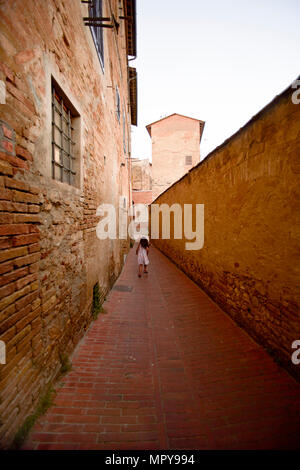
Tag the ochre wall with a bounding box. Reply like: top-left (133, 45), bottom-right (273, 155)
top-left (151, 85), bottom-right (300, 380)
top-left (0, 0), bottom-right (133, 447)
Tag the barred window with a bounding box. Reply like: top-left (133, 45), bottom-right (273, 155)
top-left (89, 0), bottom-right (104, 67)
top-left (52, 86), bottom-right (76, 186)
top-left (185, 155), bottom-right (192, 165)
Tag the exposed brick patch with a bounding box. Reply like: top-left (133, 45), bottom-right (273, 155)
top-left (0, 224), bottom-right (30, 236)
top-left (0, 151), bottom-right (29, 170)
top-left (15, 145), bottom-right (33, 162)
top-left (0, 120), bottom-right (15, 156)
top-left (0, 161), bottom-right (13, 176)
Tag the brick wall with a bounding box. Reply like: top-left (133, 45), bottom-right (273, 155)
top-left (131, 158), bottom-right (152, 191)
top-left (0, 0), bottom-right (134, 447)
top-left (151, 82), bottom-right (300, 381)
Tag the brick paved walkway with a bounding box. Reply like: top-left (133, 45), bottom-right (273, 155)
top-left (24, 246), bottom-right (300, 450)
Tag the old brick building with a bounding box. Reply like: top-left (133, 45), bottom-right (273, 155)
top-left (131, 157), bottom-right (152, 204)
top-left (146, 113), bottom-right (205, 200)
top-left (0, 0), bottom-right (137, 447)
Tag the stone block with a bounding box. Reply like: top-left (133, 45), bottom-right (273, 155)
top-left (0, 161), bottom-right (13, 176)
top-left (0, 188), bottom-right (12, 200)
top-left (0, 282), bottom-right (15, 300)
top-left (15, 273), bottom-right (37, 290)
top-left (0, 236), bottom-right (13, 249)
top-left (0, 212), bottom-right (14, 224)
top-left (0, 260), bottom-right (14, 275)
top-left (0, 151), bottom-right (29, 169)
top-left (0, 200), bottom-right (28, 212)
top-left (0, 245), bottom-right (28, 263)
top-left (12, 190), bottom-right (40, 204)
top-left (13, 252), bottom-right (41, 268)
top-left (28, 242), bottom-right (40, 253)
top-left (13, 213), bottom-right (40, 223)
top-left (0, 304), bottom-right (31, 333)
top-left (4, 177), bottom-right (30, 192)
top-left (15, 145), bottom-right (33, 162)
top-left (15, 290), bottom-right (39, 311)
top-left (0, 283), bottom-right (31, 312)
top-left (12, 233), bottom-right (40, 247)
top-left (0, 266), bottom-right (28, 287)
top-left (0, 224), bottom-right (30, 236)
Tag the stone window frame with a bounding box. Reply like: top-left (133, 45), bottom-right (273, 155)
top-left (38, 63), bottom-right (83, 193)
top-left (51, 85), bottom-right (77, 186)
top-left (49, 77), bottom-right (82, 190)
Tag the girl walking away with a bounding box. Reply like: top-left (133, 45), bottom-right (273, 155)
top-left (136, 237), bottom-right (150, 277)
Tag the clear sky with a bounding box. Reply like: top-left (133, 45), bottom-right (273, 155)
top-left (130, 0), bottom-right (300, 161)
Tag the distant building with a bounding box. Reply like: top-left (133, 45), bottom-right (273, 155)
top-left (131, 158), bottom-right (152, 204)
top-left (146, 114), bottom-right (205, 200)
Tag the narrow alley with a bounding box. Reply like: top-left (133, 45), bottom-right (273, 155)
top-left (23, 245), bottom-right (300, 450)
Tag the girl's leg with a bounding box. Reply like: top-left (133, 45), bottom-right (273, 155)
top-left (143, 264), bottom-right (148, 273)
top-left (138, 264), bottom-right (143, 277)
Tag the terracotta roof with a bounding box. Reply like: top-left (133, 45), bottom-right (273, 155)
top-left (146, 113), bottom-right (205, 140)
top-left (129, 67), bottom-right (137, 126)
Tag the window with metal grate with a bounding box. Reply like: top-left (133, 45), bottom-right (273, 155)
top-left (51, 86), bottom-right (76, 186)
top-left (89, 0), bottom-right (104, 67)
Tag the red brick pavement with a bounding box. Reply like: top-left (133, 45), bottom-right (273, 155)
top-left (23, 246), bottom-right (300, 450)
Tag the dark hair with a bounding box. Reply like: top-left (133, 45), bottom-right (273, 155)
top-left (140, 238), bottom-right (149, 249)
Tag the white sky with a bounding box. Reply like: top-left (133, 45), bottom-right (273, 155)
top-left (130, 0), bottom-right (300, 161)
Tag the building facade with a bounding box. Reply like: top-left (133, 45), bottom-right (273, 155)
top-left (0, 0), bottom-right (137, 447)
top-left (146, 114), bottom-right (205, 200)
top-left (131, 157), bottom-right (152, 204)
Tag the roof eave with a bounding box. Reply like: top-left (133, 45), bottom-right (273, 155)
top-left (124, 0), bottom-right (137, 57)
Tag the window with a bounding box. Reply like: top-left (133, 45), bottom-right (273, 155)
top-left (116, 86), bottom-right (120, 122)
top-left (185, 155), bottom-right (192, 165)
top-left (52, 85), bottom-right (76, 186)
top-left (89, 0), bottom-right (104, 67)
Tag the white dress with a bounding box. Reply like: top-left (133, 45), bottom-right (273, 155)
top-left (137, 246), bottom-right (149, 266)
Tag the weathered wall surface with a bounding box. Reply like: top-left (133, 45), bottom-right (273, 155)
top-left (131, 158), bottom-right (152, 204)
top-left (132, 190), bottom-right (153, 205)
top-left (0, 0), bottom-right (134, 447)
top-left (149, 114), bottom-right (202, 200)
top-left (131, 158), bottom-right (152, 191)
top-left (151, 85), bottom-right (300, 380)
